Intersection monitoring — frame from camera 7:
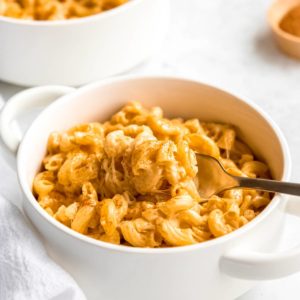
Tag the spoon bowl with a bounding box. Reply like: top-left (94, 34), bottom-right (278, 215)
top-left (196, 154), bottom-right (238, 199)
top-left (196, 154), bottom-right (300, 199)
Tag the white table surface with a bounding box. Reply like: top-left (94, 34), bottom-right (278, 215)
top-left (1, 0), bottom-right (300, 299)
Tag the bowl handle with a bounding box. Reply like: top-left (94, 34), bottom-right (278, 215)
top-left (0, 86), bottom-right (75, 154)
top-left (221, 197), bottom-right (300, 280)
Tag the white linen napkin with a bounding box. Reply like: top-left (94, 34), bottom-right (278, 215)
top-left (0, 195), bottom-right (86, 300)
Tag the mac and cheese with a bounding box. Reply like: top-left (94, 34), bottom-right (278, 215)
top-left (0, 0), bottom-right (128, 20)
top-left (33, 102), bottom-right (271, 247)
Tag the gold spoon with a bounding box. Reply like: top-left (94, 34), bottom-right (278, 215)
top-left (196, 154), bottom-right (300, 199)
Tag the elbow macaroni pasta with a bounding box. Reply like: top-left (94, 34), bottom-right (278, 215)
top-left (0, 0), bottom-right (128, 20)
top-left (33, 102), bottom-right (271, 247)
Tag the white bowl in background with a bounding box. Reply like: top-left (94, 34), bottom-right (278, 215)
top-left (1, 76), bottom-right (300, 300)
top-left (0, 0), bottom-right (169, 86)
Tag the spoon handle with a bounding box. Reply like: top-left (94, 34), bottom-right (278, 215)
top-left (237, 177), bottom-right (300, 196)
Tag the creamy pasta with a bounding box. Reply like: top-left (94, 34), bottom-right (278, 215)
top-left (33, 102), bottom-right (271, 247)
top-left (0, 0), bottom-right (128, 20)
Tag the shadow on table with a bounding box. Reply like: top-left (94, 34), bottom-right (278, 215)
top-left (0, 81), bottom-right (24, 100)
top-left (254, 29), bottom-right (300, 67)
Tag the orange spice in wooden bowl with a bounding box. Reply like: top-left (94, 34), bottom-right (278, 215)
top-left (280, 5), bottom-right (300, 37)
top-left (268, 0), bottom-right (300, 59)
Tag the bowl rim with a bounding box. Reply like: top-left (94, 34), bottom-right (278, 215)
top-left (17, 75), bottom-right (292, 254)
top-left (267, 1), bottom-right (300, 43)
top-left (0, 0), bottom-right (143, 27)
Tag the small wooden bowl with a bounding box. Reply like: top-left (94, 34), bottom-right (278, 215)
top-left (268, 0), bottom-right (300, 59)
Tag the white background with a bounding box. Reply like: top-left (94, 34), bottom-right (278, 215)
top-left (1, 0), bottom-right (300, 299)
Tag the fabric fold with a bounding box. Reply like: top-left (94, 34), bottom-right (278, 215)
top-left (0, 195), bottom-right (86, 300)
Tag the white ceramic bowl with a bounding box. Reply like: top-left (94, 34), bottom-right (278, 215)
top-left (1, 76), bottom-right (299, 300)
top-left (0, 0), bottom-right (169, 86)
